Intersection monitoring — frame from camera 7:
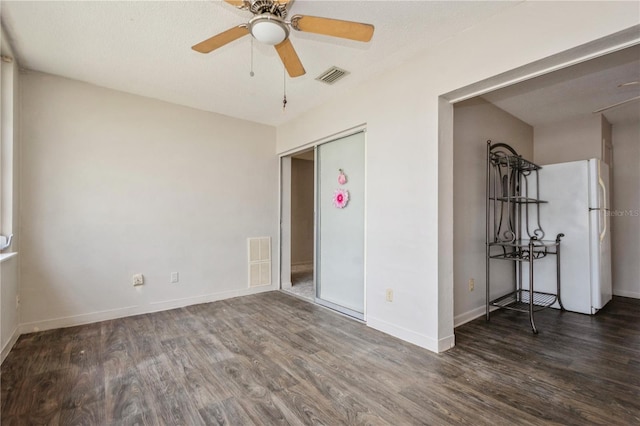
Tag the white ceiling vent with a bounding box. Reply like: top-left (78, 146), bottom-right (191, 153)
top-left (316, 67), bottom-right (350, 85)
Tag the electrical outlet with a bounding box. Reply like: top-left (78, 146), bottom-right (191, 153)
top-left (385, 288), bottom-right (393, 302)
top-left (15, 295), bottom-right (20, 309)
top-left (469, 278), bottom-right (475, 292)
top-left (170, 272), bottom-right (179, 283)
top-left (133, 273), bottom-right (144, 286)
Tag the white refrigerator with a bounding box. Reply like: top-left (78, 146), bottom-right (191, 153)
top-left (524, 159), bottom-right (612, 314)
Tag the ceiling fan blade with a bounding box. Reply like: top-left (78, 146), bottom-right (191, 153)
top-left (224, 0), bottom-right (246, 7)
top-left (291, 15), bottom-right (374, 42)
top-left (192, 25), bottom-right (249, 54)
top-left (275, 39), bottom-right (306, 78)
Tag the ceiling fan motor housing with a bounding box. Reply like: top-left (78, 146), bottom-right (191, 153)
top-left (249, 0), bottom-right (288, 19)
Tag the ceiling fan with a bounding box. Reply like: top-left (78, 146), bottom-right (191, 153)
top-left (192, 0), bottom-right (375, 78)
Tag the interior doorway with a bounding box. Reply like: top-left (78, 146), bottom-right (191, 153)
top-left (449, 44), bottom-right (639, 328)
top-left (287, 149), bottom-right (315, 301)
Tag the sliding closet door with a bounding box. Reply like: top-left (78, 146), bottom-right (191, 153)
top-left (316, 132), bottom-right (365, 319)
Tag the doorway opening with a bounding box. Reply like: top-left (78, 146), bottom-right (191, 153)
top-left (447, 43), bottom-right (639, 330)
top-left (287, 149), bottom-right (315, 301)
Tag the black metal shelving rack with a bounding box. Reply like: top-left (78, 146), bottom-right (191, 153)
top-left (485, 140), bottom-right (564, 333)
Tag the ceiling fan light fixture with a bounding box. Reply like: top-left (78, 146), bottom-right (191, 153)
top-left (249, 14), bottom-right (289, 45)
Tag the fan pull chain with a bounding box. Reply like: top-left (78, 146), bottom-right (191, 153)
top-left (249, 38), bottom-right (254, 77)
top-left (282, 68), bottom-right (287, 112)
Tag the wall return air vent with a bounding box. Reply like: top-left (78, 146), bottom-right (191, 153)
top-left (248, 237), bottom-right (271, 288)
top-left (315, 66), bottom-right (350, 85)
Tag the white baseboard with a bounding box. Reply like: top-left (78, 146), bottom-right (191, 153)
top-left (454, 305), bottom-right (501, 328)
top-left (438, 334), bottom-right (456, 352)
top-left (455, 305), bottom-right (486, 328)
top-left (18, 285), bottom-right (275, 335)
top-left (367, 315), bottom-right (454, 353)
top-left (613, 289), bottom-right (640, 299)
top-left (281, 281), bottom-right (292, 289)
top-left (1, 327), bottom-right (20, 364)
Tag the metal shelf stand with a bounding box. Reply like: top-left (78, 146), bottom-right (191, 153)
top-left (485, 140), bottom-right (564, 333)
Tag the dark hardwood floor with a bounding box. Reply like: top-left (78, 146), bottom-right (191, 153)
top-left (2, 292), bottom-right (639, 425)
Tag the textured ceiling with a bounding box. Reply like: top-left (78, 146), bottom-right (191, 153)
top-left (4, 1), bottom-right (637, 128)
top-left (481, 45), bottom-right (640, 126)
top-left (1, 0), bottom-right (519, 126)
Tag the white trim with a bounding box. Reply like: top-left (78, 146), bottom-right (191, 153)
top-left (613, 289), bottom-right (640, 299)
top-left (278, 123), bottom-right (367, 158)
top-left (18, 286), bottom-right (275, 335)
top-left (313, 145), bottom-right (318, 299)
top-left (438, 334), bottom-right (456, 353)
top-left (445, 37), bottom-right (640, 104)
top-left (454, 305), bottom-right (486, 328)
top-left (277, 154), bottom-right (281, 290)
top-left (367, 315), bottom-right (452, 353)
top-left (1, 326), bottom-right (20, 364)
top-left (454, 305), bottom-right (501, 328)
top-left (0, 251), bottom-right (17, 263)
top-left (362, 130), bottom-right (368, 321)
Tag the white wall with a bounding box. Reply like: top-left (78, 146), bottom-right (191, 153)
top-left (1, 28), bottom-right (22, 362)
top-left (453, 98), bottom-right (533, 326)
top-left (534, 115), bottom-right (605, 165)
top-left (611, 121), bottom-right (640, 298)
top-left (291, 158), bottom-right (314, 266)
top-left (19, 72), bottom-right (278, 331)
top-left (277, 2), bottom-right (639, 352)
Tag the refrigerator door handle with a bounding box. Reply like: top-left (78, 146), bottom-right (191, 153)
top-left (598, 162), bottom-right (607, 242)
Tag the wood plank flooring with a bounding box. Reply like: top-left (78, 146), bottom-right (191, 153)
top-left (2, 292), bottom-right (639, 425)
